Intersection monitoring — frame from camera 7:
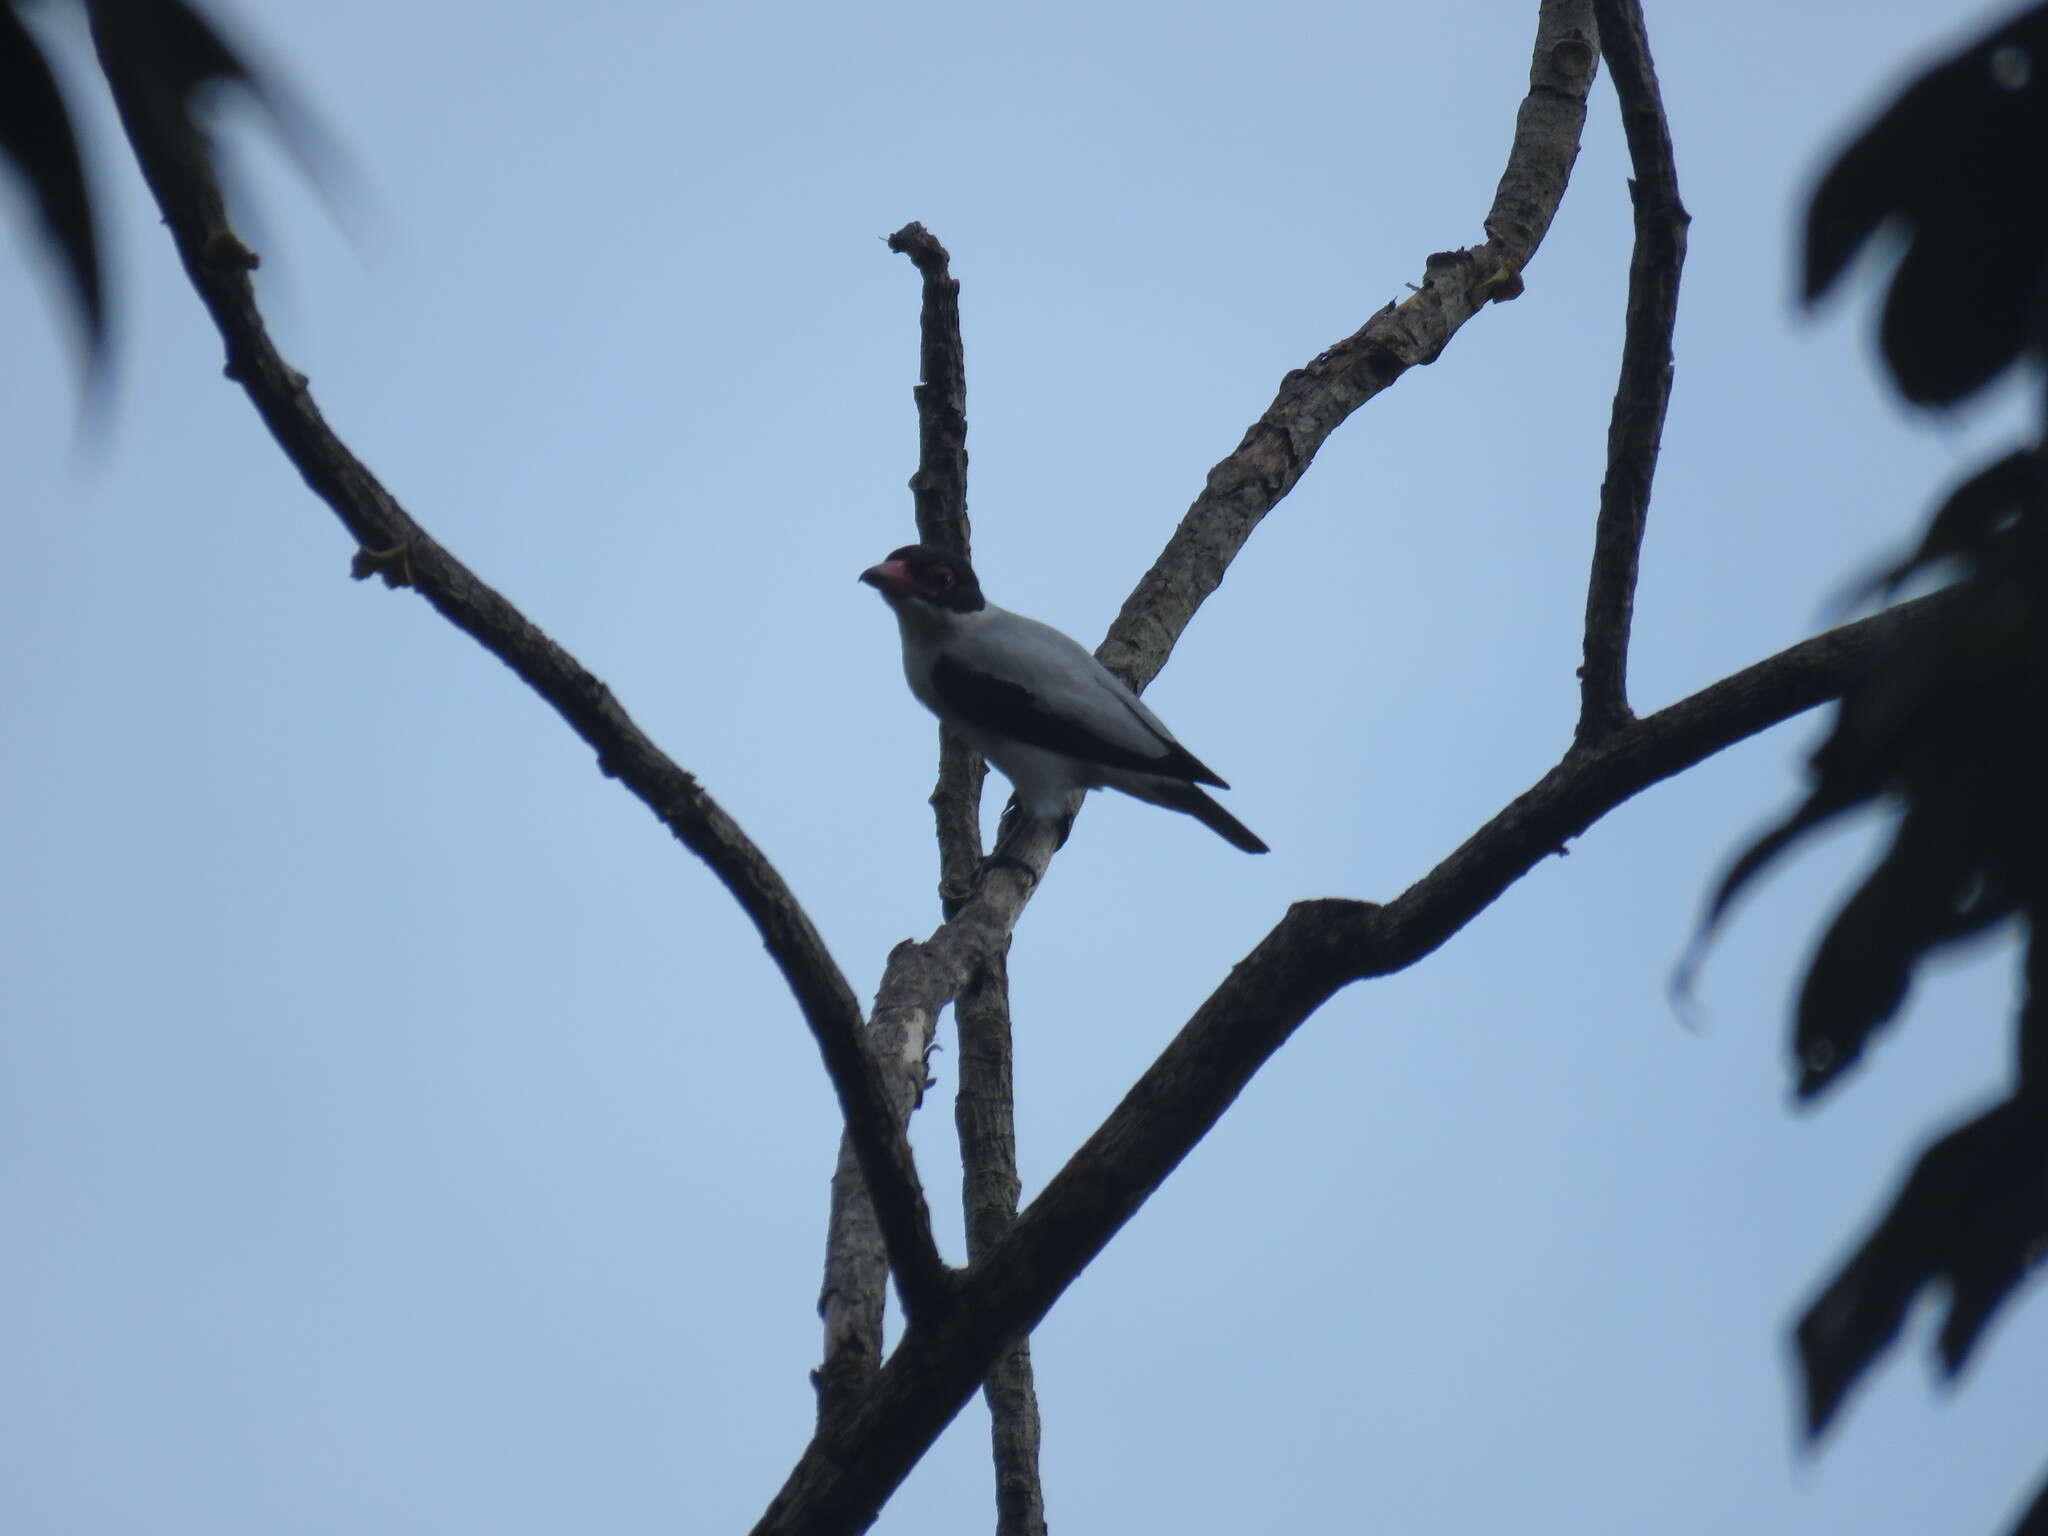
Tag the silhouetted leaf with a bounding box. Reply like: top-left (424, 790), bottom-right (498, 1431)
top-left (0, 4), bottom-right (103, 361)
top-left (1804, 2), bottom-right (2048, 404)
top-left (1795, 1090), bottom-right (2048, 1438)
top-left (1702, 784), bottom-right (1870, 938)
top-left (87, 0), bottom-right (340, 195)
top-left (1868, 449), bottom-right (2042, 599)
top-left (1792, 798), bottom-right (1985, 1097)
top-left (2008, 1462), bottom-right (2048, 1536)
top-left (87, 0), bottom-right (252, 98)
top-left (1735, 25), bottom-right (2048, 1474)
top-left (2022, 906), bottom-right (2048, 1087)
top-left (6, 0), bottom-right (341, 387)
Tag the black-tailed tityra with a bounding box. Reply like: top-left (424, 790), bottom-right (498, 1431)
top-left (860, 544), bottom-right (1268, 853)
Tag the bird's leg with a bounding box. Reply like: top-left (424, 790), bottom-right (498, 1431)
top-left (1051, 806), bottom-right (1076, 850)
top-left (976, 797), bottom-right (1044, 889)
top-left (994, 795), bottom-right (1025, 848)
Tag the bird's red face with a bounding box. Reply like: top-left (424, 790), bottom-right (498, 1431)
top-left (860, 545), bottom-right (983, 612)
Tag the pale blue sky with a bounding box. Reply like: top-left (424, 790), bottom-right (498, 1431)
top-left (4, 2), bottom-right (2044, 1532)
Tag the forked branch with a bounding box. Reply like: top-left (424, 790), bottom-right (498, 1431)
top-left (1578, 0), bottom-right (1690, 743)
top-left (755, 586), bottom-right (1962, 1536)
top-left (87, 0), bottom-right (957, 1324)
top-left (856, 0), bottom-right (1605, 1136)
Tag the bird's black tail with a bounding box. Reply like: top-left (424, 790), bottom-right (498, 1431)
top-left (1145, 780), bottom-right (1269, 853)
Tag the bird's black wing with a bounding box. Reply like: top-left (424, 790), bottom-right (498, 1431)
top-left (931, 652), bottom-right (1224, 786)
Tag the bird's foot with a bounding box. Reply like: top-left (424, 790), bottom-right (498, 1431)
top-left (351, 540), bottom-right (416, 588)
top-left (976, 849), bottom-right (1041, 890)
top-left (977, 811), bottom-right (1042, 891)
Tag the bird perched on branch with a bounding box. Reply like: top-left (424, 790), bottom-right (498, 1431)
top-left (860, 544), bottom-right (1267, 853)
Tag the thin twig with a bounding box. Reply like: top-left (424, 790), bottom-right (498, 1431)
top-left (753, 586), bottom-right (1964, 1536)
top-left (1578, 0), bottom-right (1689, 744)
top-left (84, 3), bottom-right (959, 1324)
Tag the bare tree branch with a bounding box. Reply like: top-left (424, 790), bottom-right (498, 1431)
top-left (83, 1), bottom-right (961, 1326)
top-left (816, 46), bottom-right (1619, 1471)
top-left (823, 227), bottom-right (1048, 1524)
top-left (931, 725), bottom-right (990, 911)
top-left (92, 4), bottom-right (1647, 1529)
top-left (1098, 0), bottom-right (1598, 691)
top-left (818, 224), bottom-right (994, 1421)
top-left (885, 221), bottom-right (988, 909)
top-left (816, 1126), bottom-right (892, 1422)
top-left (754, 585), bottom-right (1964, 1536)
top-left (1578, 0), bottom-right (1689, 744)
top-left (755, 5), bottom-right (1616, 1528)
top-left (889, 223), bottom-right (973, 553)
top-left (69, 0), bottom-right (2006, 1531)
top-left (880, 225), bottom-right (1045, 1529)
top-left (854, 0), bottom-right (1603, 1174)
top-left (955, 946), bottom-right (1046, 1536)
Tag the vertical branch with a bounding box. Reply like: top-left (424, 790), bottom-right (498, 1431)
top-left (890, 221), bottom-right (972, 553)
top-left (955, 946), bottom-right (1047, 1536)
top-left (932, 724), bottom-right (990, 915)
top-left (818, 965), bottom-right (948, 1425)
top-left (1577, 0), bottom-right (1688, 745)
top-left (883, 222), bottom-right (988, 911)
top-left (819, 226), bottom-right (1029, 1477)
top-left (817, 1133), bottom-right (891, 1422)
top-left (888, 222), bottom-right (1047, 1527)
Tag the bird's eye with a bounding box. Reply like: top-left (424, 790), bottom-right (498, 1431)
top-left (927, 568), bottom-right (955, 591)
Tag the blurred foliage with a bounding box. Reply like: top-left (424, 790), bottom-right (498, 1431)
top-left (1707, 3), bottom-right (2048, 1528)
top-left (1805, 4), bottom-right (2048, 407)
top-left (3, 0), bottom-right (105, 365)
top-left (1, 0), bottom-right (308, 383)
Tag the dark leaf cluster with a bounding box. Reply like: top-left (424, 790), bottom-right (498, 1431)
top-left (3, 0), bottom-right (105, 361)
top-left (1712, 3), bottom-right (2048, 1527)
top-left (1, 0), bottom-right (297, 379)
top-left (1707, 447), bottom-right (2048, 1105)
top-left (1805, 2), bottom-right (2048, 405)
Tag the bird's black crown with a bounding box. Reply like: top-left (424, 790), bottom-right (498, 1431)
top-left (880, 544), bottom-right (985, 613)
